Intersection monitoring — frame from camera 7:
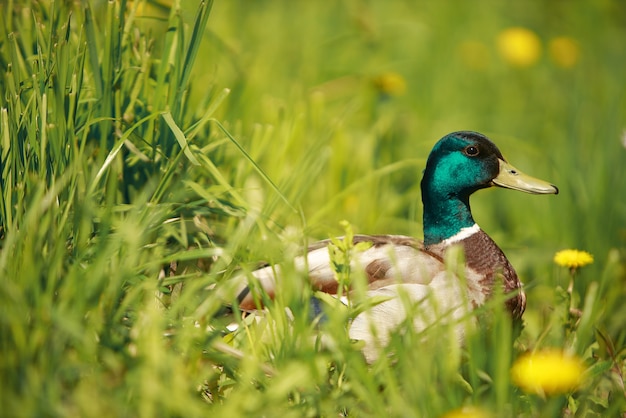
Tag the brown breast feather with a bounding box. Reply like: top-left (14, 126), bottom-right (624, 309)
top-left (453, 230), bottom-right (526, 318)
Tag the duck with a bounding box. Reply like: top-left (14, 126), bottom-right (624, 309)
top-left (235, 131), bottom-right (558, 362)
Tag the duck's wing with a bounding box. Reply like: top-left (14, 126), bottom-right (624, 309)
top-left (237, 234), bottom-right (445, 311)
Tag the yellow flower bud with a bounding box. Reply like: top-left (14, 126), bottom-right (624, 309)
top-left (441, 406), bottom-right (491, 418)
top-left (554, 249), bottom-right (594, 269)
top-left (549, 37), bottom-right (580, 68)
top-left (497, 27), bottom-right (542, 67)
top-left (511, 349), bottom-right (585, 395)
top-left (372, 72), bottom-right (407, 96)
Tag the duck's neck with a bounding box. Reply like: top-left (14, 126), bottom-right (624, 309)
top-left (422, 188), bottom-right (477, 247)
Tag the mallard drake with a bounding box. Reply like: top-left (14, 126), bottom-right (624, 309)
top-left (236, 131), bottom-right (558, 361)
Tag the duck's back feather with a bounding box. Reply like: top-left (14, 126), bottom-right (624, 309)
top-left (237, 235), bottom-right (445, 311)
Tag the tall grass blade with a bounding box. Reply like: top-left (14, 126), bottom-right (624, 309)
top-left (161, 111), bottom-right (200, 166)
top-left (210, 118), bottom-right (296, 212)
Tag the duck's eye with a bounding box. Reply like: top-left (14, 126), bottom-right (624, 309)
top-left (464, 145), bottom-right (480, 157)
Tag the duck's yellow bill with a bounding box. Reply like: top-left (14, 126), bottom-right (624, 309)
top-left (492, 159), bottom-right (559, 195)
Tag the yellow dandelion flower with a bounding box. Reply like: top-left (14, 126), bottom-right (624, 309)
top-left (497, 27), bottom-right (542, 68)
top-left (441, 406), bottom-right (491, 418)
top-left (372, 72), bottom-right (407, 96)
top-left (511, 349), bottom-right (585, 396)
top-left (549, 37), bottom-right (580, 68)
top-left (554, 249), bottom-right (594, 269)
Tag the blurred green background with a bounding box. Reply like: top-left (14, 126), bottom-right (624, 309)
top-left (2, 0), bottom-right (626, 416)
top-left (191, 0), bottom-right (626, 287)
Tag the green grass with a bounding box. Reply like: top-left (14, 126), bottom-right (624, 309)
top-left (1, 0), bottom-right (625, 416)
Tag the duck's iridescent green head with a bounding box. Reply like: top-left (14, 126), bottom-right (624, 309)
top-left (421, 131), bottom-right (558, 246)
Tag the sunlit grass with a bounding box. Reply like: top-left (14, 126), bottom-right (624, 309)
top-left (1, 0), bottom-right (625, 416)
